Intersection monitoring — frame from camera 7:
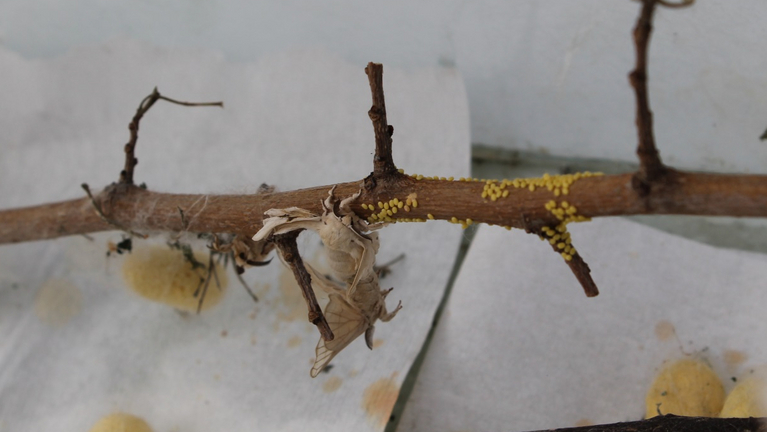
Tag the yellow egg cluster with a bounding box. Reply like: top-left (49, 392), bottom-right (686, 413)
top-left (540, 224), bottom-right (575, 261)
top-left (409, 173), bottom-right (457, 181)
top-left (391, 217), bottom-right (428, 223)
top-left (363, 193), bottom-right (419, 223)
top-left (544, 200), bottom-right (590, 224)
top-left (481, 171), bottom-right (603, 201)
top-left (446, 216), bottom-right (474, 230)
top-left (541, 200), bottom-right (591, 262)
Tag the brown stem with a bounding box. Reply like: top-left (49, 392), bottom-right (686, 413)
top-left (3, 170), bottom-right (767, 245)
top-left (629, 0), bottom-right (666, 189)
top-left (273, 231), bottom-right (334, 342)
top-left (119, 87), bottom-right (223, 185)
top-left (563, 249), bottom-right (598, 298)
top-left (365, 62), bottom-right (399, 178)
top-left (526, 414), bottom-right (766, 432)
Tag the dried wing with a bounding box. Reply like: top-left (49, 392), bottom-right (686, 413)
top-left (310, 293), bottom-right (368, 378)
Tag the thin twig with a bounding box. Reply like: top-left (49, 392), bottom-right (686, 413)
top-left (194, 251), bottom-right (219, 314)
top-left (365, 62), bottom-right (399, 178)
top-left (273, 230), bottom-right (334, 342)
top-left (119, 87), bottom-right (223, 185)
top-left (629, 0), bottom-right (667, 189)
top-left (551, 241), bottom-right (598, 297)
top-left (234, 267), bottom-right (260, 303)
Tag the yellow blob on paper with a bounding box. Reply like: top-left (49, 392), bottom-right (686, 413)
top-left (645, 359), bottom-right (724, 418)
top-left (122, 245), bottom-right (227, 312)
top-left (720, 373), bottom-right (767, 418)
top-left (89, 412), bottom-right (154, 432)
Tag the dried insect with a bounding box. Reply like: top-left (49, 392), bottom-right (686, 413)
top-left (253, 186), bottom-right (402, 377)
top-left (210, 233), bottom-right (274, 272)
top-left (207, 233), bottom-right (274, 307)
top-left (106, 236), bottom-right (133, 257)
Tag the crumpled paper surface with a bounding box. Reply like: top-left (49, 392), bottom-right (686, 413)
top-left (399, 217), bottom-right (767, 431)
top-left (0, 40), bottom-right (469, 431)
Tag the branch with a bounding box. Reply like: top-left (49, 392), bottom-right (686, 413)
top-left (3, 170), bottom-right (767, 245)
top-left (272, 231), bottom-right (334, 341)
top-left (365, 62), bottom-right (399, 179)
top-left (629, 0), bottom-right (693, 191)
top-left (527, 414), bottom-right (766, 432)
top-left (629, 0), bottom-right (665, 187)
top-left (120, 87), bottom-right (222, 185)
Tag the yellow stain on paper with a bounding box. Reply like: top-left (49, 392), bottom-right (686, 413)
top-left (645, 359), bottom-right (724, 418)
top-left (122, 245), bottom-right (227, 312)
top-left (89, 412), bottom-right (154, 432)
top-left (322, 376), bottom-right (343, 393)
top-left (654, 320), bottom-right (676, 342)
top-left (34, 278), bottom-right (83, 326)
top-left (287, 335), bottom-right (302, 348)
top-left (720, 372), bottom-right (767, 418)
top-left (362, 375), bottom-right (400, 429)
top-left (723, 350), bottom-right (748, 368)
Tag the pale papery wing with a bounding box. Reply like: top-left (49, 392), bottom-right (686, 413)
top-left (264, 207), bottom-right (316, 218)
top-left (304, 262), bottom-right (346, 296)
top-left (310, 293), bottom-right (367, 378)
top-left (252, 217), bottom-right (289, 241)
top-left (253, 218), bottom-right (321, 242)
top-left (270, 220), bottom-right (321, 236)
top-left (325, 248), bottom-right (359, 281)
top-left (322, 218), bottom-right (376, 297)
top-left (347, 235), bottom-right (376, 298)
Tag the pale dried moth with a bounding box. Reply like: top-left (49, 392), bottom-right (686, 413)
top-left (253, 186), bottom-right (402, 377)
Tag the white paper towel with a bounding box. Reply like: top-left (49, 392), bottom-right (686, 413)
top-left (400, 217), bottom-right (767, 431)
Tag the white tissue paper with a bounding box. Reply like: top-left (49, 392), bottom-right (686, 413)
top-left (400, 217), bottom-right (767, 431)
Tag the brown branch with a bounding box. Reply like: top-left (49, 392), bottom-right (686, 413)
top-left (119, 87), bottom-right (222, 185)
top-left (365, 62), bottom-right (399, 179)
top-left (273, 230), bottom-right (334, 342)
top-left (4, 170), bottom-right (767, 244)
top-left (527, 414), bottom-right (766, 432)
top-left (628, 0), bottom-right (694, 191)
top-left (629, 0), bottom-right (666, 188)
top-left (562, 248), bottom-right (597, 298)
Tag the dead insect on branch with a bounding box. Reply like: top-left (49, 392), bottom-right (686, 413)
top-left (253, 186), bottom-right (402, 377)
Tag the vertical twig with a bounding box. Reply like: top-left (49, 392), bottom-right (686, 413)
top-left (629, 0), bottom-right (666, 189)
top-left (273, 231), bottom-right (334, 342)
top-left (365, 63), bottom-right (398, 178)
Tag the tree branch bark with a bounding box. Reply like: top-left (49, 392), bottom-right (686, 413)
top-left (3, 169), bottom-right (766, 245)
